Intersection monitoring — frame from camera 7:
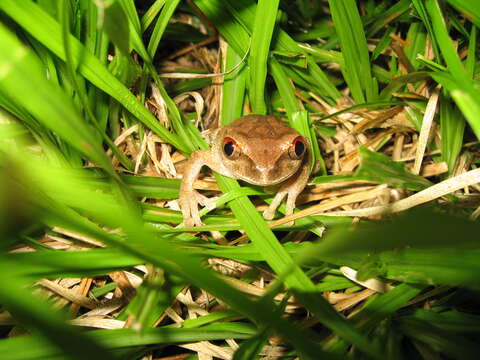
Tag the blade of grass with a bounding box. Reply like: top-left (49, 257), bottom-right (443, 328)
top-left (101, 0), bottom-right (130, 56)
top-left (325, 283), bottom-right (425, 352)
top-left (0, 261), bottom-right (113, 360)
top-left (431, 71), bottom-right (480, 140)
top-left (410, 0), bottom-right (441, 60)
top-left (221, 44), bottom-right (247, 125)
top-left (397, 317), bottom-right (478, 359)
top-left (403, 22), bottom-right (427, 70)
top-left (465, 24), bottom-right (477, 78)
top-left (117, 0), bottom-right (153, 62)
top-left (0, 324), bottom-right (255, 360)
top-left (445, 0), bottom-right (480, 28)
top-left (425, 0), bottom-right (468, 80)
top-left (140, 0), bottom-right (166, 31)
top-left (4, 249), bottom-right (142, 279)
top-left (327, 0), bottom-right (376, 103)
top-left (147, 0), bottom-right (181, 58)
top-left (439, 94), bottom-right (464, 175)
top-left (411, 309), bottom-right (480, 333)
top-left (350, 283), bottom-right (426, 332)
top-left (249, 0), bottom-right (279, 114)
top-left (215, 175), bottom-right (381, 358)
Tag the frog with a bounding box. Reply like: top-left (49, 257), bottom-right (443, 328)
top-left (179, 115), bottom-right (310, 227)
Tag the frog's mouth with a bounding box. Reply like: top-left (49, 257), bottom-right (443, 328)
top-left (237, 167), bottom-right (300, 186)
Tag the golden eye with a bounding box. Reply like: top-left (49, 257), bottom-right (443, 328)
top-left (289, 136), bottom-right (305, 159)
top-left (223, 137), bottom-right (237, 157)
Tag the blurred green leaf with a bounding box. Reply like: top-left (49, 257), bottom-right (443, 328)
top-left (299, 208), bottom-right (480, 289)
top-left (0, 0), bottom-right (187, 152)
top-left (0, 261), bottom-right (114, 360)
top-left (0, 23), bottom-right (113, 173)
top-left (445, 0), bottom-right (480, 28)
top-left (312, 147), bottom-right (431, 191)
top-left (398, 317), bottom-right (478, 359)
top-left (0, 324), bottom-right (256, 360)
top-left (102, 0), bottom-right (130, 55)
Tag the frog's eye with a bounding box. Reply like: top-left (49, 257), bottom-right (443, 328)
top-left (289, 136), bottom-right (305, 159)
top-left (223, 137), bottom-right (238, 157)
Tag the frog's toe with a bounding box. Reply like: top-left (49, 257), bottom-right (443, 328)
top-left (180, 192), bottom-right (204, 227)
top-left (262, 208), bottom-right (276, 220)
top-left (203, 196), bottom-right (218, 210)
top-left (183, 206), bottom-right (203, 227)
top-left (196, 193), bottom-right (217, 211)
top-left (183, 217), bottom-right (195, 228)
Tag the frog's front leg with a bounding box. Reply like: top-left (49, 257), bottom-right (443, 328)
top-left (179, 150), bottom-right (229, 227)
top-left (263, 157), bottom-right (310, 224)
top-left (179, 150), bottom-right (215, 227)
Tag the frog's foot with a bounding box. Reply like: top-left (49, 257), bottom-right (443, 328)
top-left (262, 190), bottom-right (288, 221)
top-left (262, 207), bottom-right (276, 221)
top-left (263, 192), bottom-right (298, 226)
top-left (179, 190), bottom-right (210, 227)
top-left (282, 194), bottom-right (296, 226)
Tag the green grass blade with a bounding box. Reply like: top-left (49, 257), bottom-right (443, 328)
top-left (118, 0), bottom-right (153, 62)
top-left (351, 283), bottom-right (425, 332)
top-left (0, 325), bottom-right (255, 360)
top-left (445, 0), bottom-right (480, 28)
top-left (214, 176), bottom-right (380, 358)
top-left (466, 24), bottom-right (477, 78)
top-left (327, 0), bottom-right (376, 103)
top-left (194, 0), bottom-right (340, 103)
top-left (410, 0), bottom-right (441, 61)
top-left (432, 71), bottom-right (480, 140)
top-left (326, 283), bottom-right (425, 352)
top-left (366, 0), bottom-right (410, 37)
top-left (404, 22), bottom-right (428, 70)
top-left (439, 94), bottom-right (465, 174)
top-left (411, 309), bottom-right (480, 333)
top-left (59, 0), bottom-right (134, 171)
top-left (299, 208), bottom-right (480, 289)
top-left (141, 0), bottom-right (166, 31)
top-left (249, 0), bottom-right (279, 114)
top-left (397, 317), bottom-right (479, 359)
top-left (147, 0), bottom-right (181, 58)
top-left (4, 249), bottom-right (142, 279)
top-left (312, 147), bottom-right (430, 191)
top-left (102, 0), bottom-right (130, 56)
top-left (0, 261), bottom-right (113, 360)
top-left (221, 45), bottom-right (247, 125)
top-left (425, 0), bottom-right (469, 80)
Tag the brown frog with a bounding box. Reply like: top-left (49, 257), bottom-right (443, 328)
top-left (179, 115), bottom-right (310, 227)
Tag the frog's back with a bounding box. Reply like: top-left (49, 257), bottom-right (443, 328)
top-left (226, 115), bottom-right (296, 139)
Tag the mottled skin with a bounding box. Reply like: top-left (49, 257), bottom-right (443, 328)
top-left (179, 115), bottom-right (310, 227)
